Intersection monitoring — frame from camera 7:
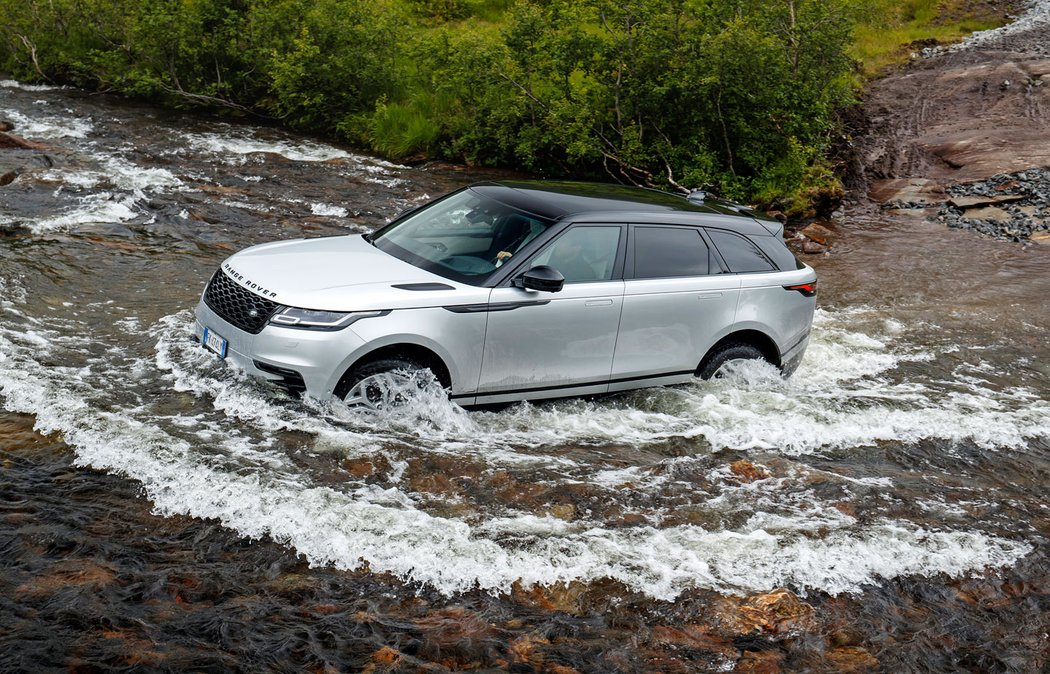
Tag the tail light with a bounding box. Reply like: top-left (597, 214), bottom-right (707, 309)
top-left (784, 281), bottom-right (817, 297)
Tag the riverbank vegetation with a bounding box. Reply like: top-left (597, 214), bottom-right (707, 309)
top-left (0, 0), bottom-right (1006, 215)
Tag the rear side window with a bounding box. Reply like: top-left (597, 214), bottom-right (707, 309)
top-left (634, 226), bottom-right (709, 278)
top-left (707, 229), bottom-right (775, 273)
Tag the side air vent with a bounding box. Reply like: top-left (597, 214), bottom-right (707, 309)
top-left (392, 283), bottom-right (455, 291)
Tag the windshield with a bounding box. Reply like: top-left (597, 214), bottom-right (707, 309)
top-left (371, 189), bottom-right (553, 284)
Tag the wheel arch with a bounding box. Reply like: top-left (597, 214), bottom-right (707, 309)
top-left (333, 342), bottom-right (453, 399)
top-left (698, 328), bottom-right (781, 373)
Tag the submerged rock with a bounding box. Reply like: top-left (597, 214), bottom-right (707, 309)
top-left (716, 589), bottom-right (815, 637)
top-left (729, 459), bottom-right (769, 483)
top-left (0, 131), bottom-right (45, 150)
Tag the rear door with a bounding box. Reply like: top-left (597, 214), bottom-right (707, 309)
top-left (610, 225), bottom-right (741, 387)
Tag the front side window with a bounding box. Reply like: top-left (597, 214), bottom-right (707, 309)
top-left (633, 226), bottom-right (710, 279)
top-left (529, 226), bottom-right (621, 283)
top-left (372, 189), bottom-right (552, 284)
top-left (707, 229), bottom-right (775, 273)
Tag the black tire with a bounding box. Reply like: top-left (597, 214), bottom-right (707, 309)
top-left (340, 356), bottom-right (428, 409)
top-left (696, 342), bottom-right (766, 380)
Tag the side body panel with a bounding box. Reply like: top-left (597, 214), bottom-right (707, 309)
top-left (331, 306), bottom-right (489, 398)
top-left (734, 268), bottom-right (817, 360)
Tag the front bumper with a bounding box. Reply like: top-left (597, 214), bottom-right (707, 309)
top-left (193, 300), bottom-right (367, 398)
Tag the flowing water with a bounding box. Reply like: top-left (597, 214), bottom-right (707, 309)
top-left (1, 80), bottom-right (1048, 671)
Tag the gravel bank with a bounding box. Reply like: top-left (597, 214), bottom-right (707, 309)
top-left (938, 169), bottom-right (1050, 241)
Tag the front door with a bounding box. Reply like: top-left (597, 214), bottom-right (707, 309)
top-left (476, 225), bottom-right (625, 402)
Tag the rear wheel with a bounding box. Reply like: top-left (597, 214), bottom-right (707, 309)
top-left (697, 342), bottom-right (766, 380)
top-left (342, 356), bottom-right (428, 410)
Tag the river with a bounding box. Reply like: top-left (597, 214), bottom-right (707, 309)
top-left (1, 78), bottom-right (1048, 671)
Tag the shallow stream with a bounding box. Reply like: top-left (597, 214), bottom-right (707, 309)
top-left (1, 80), bottom-right (1047, 671)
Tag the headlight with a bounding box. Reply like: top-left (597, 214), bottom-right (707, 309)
top-left (269, 307), bottom-right (387, 331)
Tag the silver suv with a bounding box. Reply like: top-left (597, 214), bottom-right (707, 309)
top-left (194, 181), bottom-right (817, 407)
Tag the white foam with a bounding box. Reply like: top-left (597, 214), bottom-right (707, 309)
top-left (39, 156), bottom-right (181, 192)
top-left (0, 79), bottom-right (64, 91)
top-left (436, 309), bottom-right (1050, 455)
top-left (28, 193), bottom-right (141, 234)
top-left (185, 130), bottom-right (357, 163)
top-left (0, 335), bottom-right (1033, 599)
top-left (310, 203), bottom-right (349, 217)
top-left (23, 151), bottom-right (183, 233)
top-left (0, 108), bottom-right (92, 139)
top-left (0, 306), bottom-right (1040, 600)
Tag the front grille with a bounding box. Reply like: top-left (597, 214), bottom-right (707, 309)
top-left (203, 270), bottom-right (280, 334)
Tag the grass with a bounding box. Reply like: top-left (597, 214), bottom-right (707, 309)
top-left (851, 0), bottom-right (1008, 77)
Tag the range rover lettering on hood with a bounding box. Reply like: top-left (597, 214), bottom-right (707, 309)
top-left (223, 262), bottom-right (278, 299)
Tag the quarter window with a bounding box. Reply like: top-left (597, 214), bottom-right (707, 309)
top-left (633, 226), bottom-right (710, 279)
top-left (707, 230), bottom-right (775, 273)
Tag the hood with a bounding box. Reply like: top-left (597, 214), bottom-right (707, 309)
top-left (220, 234), bottom-right (483, 311)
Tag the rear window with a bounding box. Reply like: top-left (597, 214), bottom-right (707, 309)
top-left (634, 226), bottom-right (709, 278)
top-left (707, 229), bottom-right (775, 273)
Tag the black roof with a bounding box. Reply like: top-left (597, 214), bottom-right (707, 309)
top-left (469, 180), bottom-right (766, 223)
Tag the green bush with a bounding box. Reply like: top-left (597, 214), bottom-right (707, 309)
top-left (0, 0), bottom-right (866, 211)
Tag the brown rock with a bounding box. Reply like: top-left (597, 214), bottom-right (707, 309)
top-left (511, 580), bottom-right (589, 614)
top-left (651, 625), bottom-right (738, 658)
top-left (869, 177), bottom-right (944, 205)
top-left (15, 560), bottom-right (117, 597)
top-left (825, 646), bottom-right (879, 672)
top-left (718, 589), bottom-right (814, 636)
top-left (798, 222), bottom-right (835, 244)
top-left (734, 650), bottom-right (784, 673)
top-left (741, 590), bottom-right (813, 634)
top-left (547, 503), bottom-right (576, 521)
top-left (0, 120), bottom-right (13, 132)
top-left (545, 665), bottom-right (582, 674)
top-left (947, 194), bottom-right (1024, 209)
top-left (509, 634), bottom-right (549, 665)
top-left (0, 131), bottom-right (42, 150)
top-left (802, 240), bottom-right (828, 254)
top-left (308, 603), bottom-right (341, 614)
top-left (609, 513), bottom-right (649, 527)
top-left (408, 472), bottom-right (458, 497)
top-left (369, 646), bottom-right (402, 667)
top-left (730, 459), bottom-right (769, 483)
top-left (964, 206), bottom-right (1012, 222)
top-left (198, 184), bottom-right (250, 196)
top-left (413, 606), bottom-right (496, 644)
top-left (833, 501), bottom-right (857, 517)
top-left (0, 171), bottom-right (16, 186)
top-left (765, 210), bottom-right (787, 224)
top-left (343, 459), bottom-right (377, 477)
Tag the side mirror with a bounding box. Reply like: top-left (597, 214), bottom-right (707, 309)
top-left (515, 265), bottom-right (565, 293)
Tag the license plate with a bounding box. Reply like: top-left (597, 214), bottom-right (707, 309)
top-left (202, 327), bottom-right (228, 358)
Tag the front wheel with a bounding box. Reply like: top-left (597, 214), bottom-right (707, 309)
top-left (696, 343), bottom-right (767, 380)
top-left (342, 357), bottom-right (429, 410)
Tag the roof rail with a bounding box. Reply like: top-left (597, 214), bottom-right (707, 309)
top-left (686, 190), bottom-right (707, 205)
